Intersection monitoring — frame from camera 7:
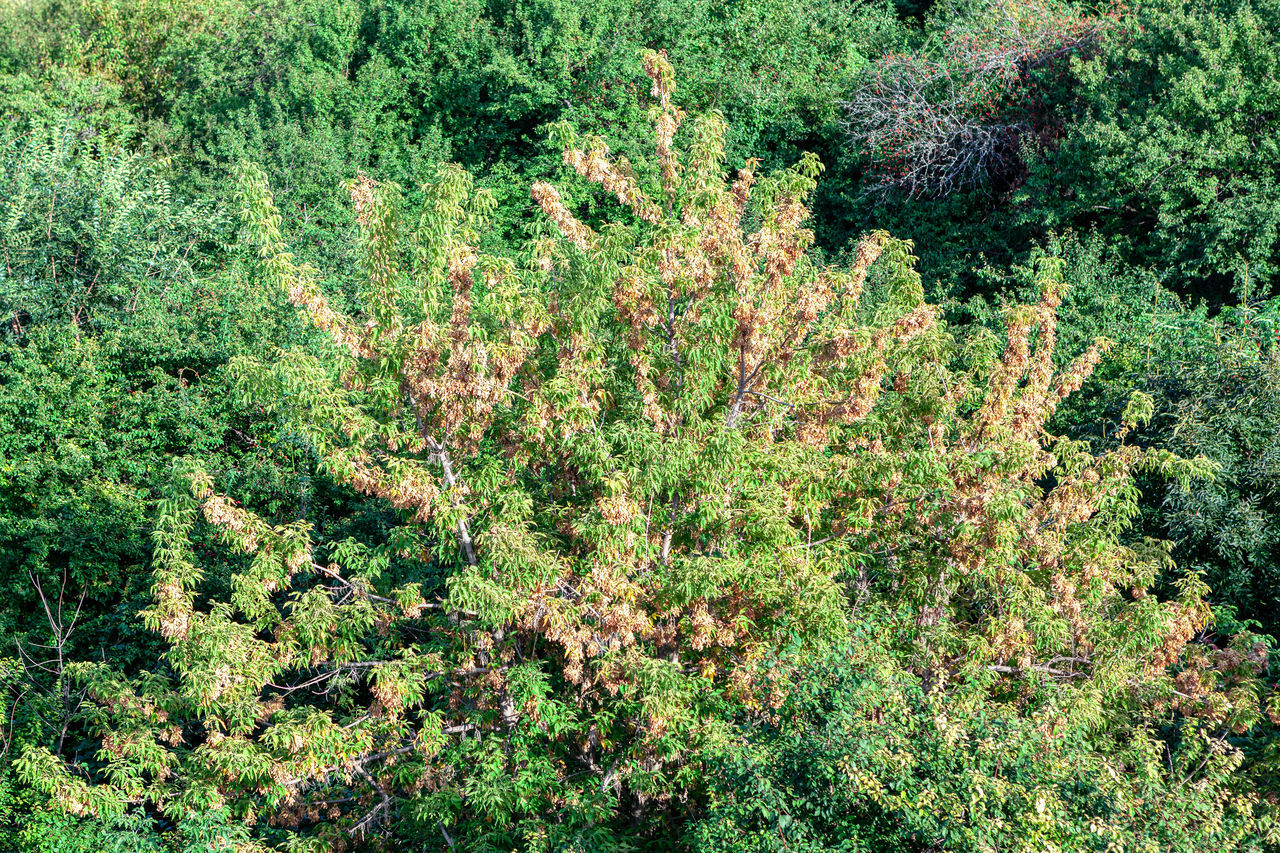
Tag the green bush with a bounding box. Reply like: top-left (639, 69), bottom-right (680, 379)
top-left (694, 644), bottom-right (1278, 853)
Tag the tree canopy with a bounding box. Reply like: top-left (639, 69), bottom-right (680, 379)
top-left (3, 1), bottom-right (1280, 851)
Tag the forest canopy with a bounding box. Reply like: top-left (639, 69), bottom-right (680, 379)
top-left (2, 1), bottom-right (1280, 851)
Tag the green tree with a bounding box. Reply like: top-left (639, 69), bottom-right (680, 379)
top-left (0, 108), bottom-right (330, 849)
top-left (1031, 0), bottom-right (1280, 298)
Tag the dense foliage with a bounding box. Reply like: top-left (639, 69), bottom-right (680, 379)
top-left (2, 0), bottom-right (1280, 851)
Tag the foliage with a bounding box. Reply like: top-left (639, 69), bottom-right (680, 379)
top-left (967, 233), bottom-right (1280, 636)
top-left (0, 120), bottom-right (218, 331)
top-left (1136, 302), bottom-right (1280, 636)
top-left (0, 0), bottom-right (906, 276)
top-left (1030, 0), bottom-right (1280, 296)
top-left (0, 112), bottom-right (301, 637)
top-left (3, 0), bottom-right (1280, 851)
top-left (14, 54), bottom-right (1276, 852)
top-left (838, 0), bottom-right (1280, 311)
top-left (694, 644), bottom-right (1278, 853)
top-left (0, 104), bottom-right (327, 838)
top-left (846, 0), bottom-right (1116, 198)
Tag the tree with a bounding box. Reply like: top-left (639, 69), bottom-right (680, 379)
top-left (0, 104), bottom-right (332, 848)
top-left (846, 0), bottom-right (1118, 198)
top-left (17, 52), bottom-right (1274, 851)
top-left (1030, 0), bottom-right (1280, 297)
top-left (1136, 296), bottom-right (1280, 636)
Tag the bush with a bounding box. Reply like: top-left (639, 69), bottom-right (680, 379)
top-left (846, 0), bottom-right (1116, 198)
top-left (694, 644), bottom-right (1278, 853)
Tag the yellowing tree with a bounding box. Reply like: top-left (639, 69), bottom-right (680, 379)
top-left (19, 52), bottom-right (1272, 851)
